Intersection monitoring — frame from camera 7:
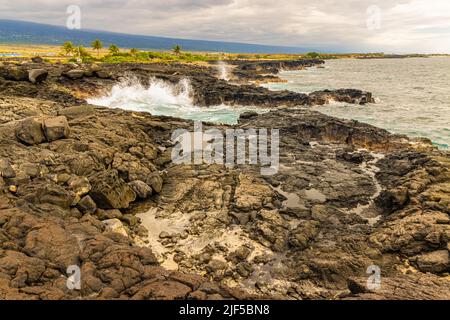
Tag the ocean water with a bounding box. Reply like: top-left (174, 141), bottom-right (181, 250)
top-left (88, 58), bottom-right (449, 149)
top-left (87, 76), bottom-right (265, 125)
top-left (264, 57), bottom-right (450, 149)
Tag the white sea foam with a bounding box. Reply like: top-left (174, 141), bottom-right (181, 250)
top-left (87, 76), bottom-right (194, 111)
top-left (87, 76), bottom-right (266, 124)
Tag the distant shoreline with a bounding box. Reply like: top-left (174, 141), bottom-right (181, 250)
top-left (0, 43), bottom-right (448, 63)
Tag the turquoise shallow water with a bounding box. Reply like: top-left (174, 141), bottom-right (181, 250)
top-left (264, 57), bottom-right (450, 149)
top-left (88, 77), bottom-right (266, 125)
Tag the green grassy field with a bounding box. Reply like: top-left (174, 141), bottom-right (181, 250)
top-left (0, 43), bottom-right (446, 64)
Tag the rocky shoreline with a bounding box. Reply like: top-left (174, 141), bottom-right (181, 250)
top-left (0, 59), bottom-right (449, 300)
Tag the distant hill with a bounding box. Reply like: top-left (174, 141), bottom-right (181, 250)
top-left (0, 19), bottom-right (314, 54)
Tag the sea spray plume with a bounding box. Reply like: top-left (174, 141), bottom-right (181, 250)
top-left (86, 75), bottom-right (265, 124)
top-left (87, 76), bottom-right (194, 112)
top-left (217, 61), bottom-right (231, 81)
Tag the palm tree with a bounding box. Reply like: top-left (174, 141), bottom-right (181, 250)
top-left (306, 52), bottom-right (320, 59)
top-left (77, 46), bottom-right (91, 58)
top-left (72, 46), bottom-right (90, 63)
top-left (62, 41), bottom-right (75, 56)
top-left (173, 45), bottom-right (182, 56)
top-left (109, 44), bottom-right (120, 55)
top-left (91, 39), bottom-right (103, 57)
top-left (130, 48), bottom-right (139, 56)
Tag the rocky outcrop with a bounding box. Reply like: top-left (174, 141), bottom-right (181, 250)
top-left (0, 61), bottom-right (373, 108)
top-left (347, 274), bottom-right (450, 300)
top-left (15, 116), bottom-right (70, 145)
top-left (0, 204), bottom-right (252, 300)
top-left (228, 59), bottom-right (325, 82)
top-left (0, 59), bottom-right (449, 300)
top-left (310, 89), bottom-right (375, 105)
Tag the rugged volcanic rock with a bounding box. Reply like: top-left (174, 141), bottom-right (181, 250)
top-left (0, 60), bottom-right (373, 108)
top-left (223, 59), bottom-right (325, 83)
top-left (0, 59), bottom-right (448, 300)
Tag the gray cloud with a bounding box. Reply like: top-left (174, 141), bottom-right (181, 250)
top-left (0, 0), bottom-right (449, 53)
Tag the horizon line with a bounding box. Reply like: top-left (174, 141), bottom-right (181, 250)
top-left (1, 18), bottom-right (449, 55)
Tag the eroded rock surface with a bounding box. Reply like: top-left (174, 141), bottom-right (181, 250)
top-left (0, 59), bottom-right (448, 300)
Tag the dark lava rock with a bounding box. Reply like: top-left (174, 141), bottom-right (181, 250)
top-left (375, 187), bottom-right (409, 214)
top-left (4, 66), bottom-right (29, 81)
top-left (31, 56), bottom-right (44, 63)
top-left (310, 89), bottom-right (375, 105)
top-left (89, 170), bottom-right (137, 209)
top-left (239, 111), bottom-right (258, 120)
top-left (0, 60), bottom-right (448, 301)
top-left (77, 195), bottom-right (97, 214)
top-left (15, 117), bottom-right (46, 145)
top-left (0, 158), bottom-right (16, 179)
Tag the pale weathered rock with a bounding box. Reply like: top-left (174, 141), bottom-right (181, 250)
top-left (234, 174), bottom-right (274, 211)
top-left (58, 105), bottom-right (94, 120)
top-left (28, 69), bottom-right (48, 84)
top-left (289, 221), bottom-right (320, 250)
top-left (207, 259), bottom-right (228, 272)
top-left (43, 116), bottom-right (70, 141)
top-left (103, 218), bottom-right (128, 237)
top-left (89, 64), bottom-right (102, 73)
top-left (67, 176), bottom-right (91, 197)
top-left (159, 231), bottom-right (171, 239)
top-left (65, 69), bottom-right (85, 79)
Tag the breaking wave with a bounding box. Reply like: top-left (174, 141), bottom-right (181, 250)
top-left (87, 77), bottom-right (264, 124)
top-left (87, 76), bottom-right (194, 112)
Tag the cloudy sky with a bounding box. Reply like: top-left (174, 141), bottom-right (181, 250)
top-left (1, 0), bottom-right (450, 53)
